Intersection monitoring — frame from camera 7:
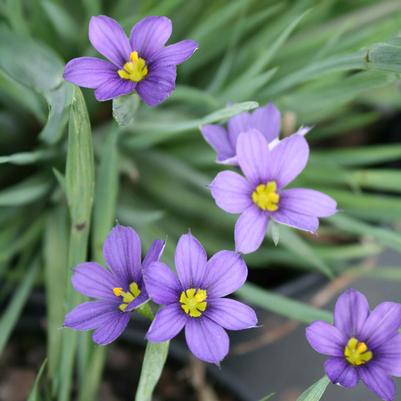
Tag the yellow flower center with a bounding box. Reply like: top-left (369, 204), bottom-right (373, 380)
top-left (113, 282), bottom-right (141, 312)
top-left (180, 288), bottom-right (207, 318)
top-left (252, 181), bottom-right (280, 211)
top-left (117, 51), bottom-right (148, 82)
top-left (344, 337), bottom-right (373, 366)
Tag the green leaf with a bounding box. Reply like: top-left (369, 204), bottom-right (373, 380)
top-left (236, 283), bottom-right (332, 324)
top-left (0, 257), bottom-right (40, 355)
top-left (0, 26), bottom-right (63, 91)
top-left (124, 101), bottom-right (258, 149)
top-left (0, 149), bottom-right (56, 165)
top-left (330, 214), bottom-right (401, 252)
top-left (112, 92), bottom-right (140, 128)
top-left (0, 26), bottom-right (72, 144)
top-left (59, 87), bottom-right (94, 401)
top-left (41, 0), bottom-right (79, 43)
top-left (279, 228), bottom-right (333, 278)
top-left (65, 87), bottom-right (95, 227)
top-left (258, 393), bottom-right (275, 401)
top-left (27, 359), bottom-right (47, 401)
top-left (271, 220), bottom-right (280, 246)
top-left (135, 341), bottom-right (170, 401)
top-left (40, 82), bottom-right (74, 144)
top-left (367, 42), bottom-right (401, 73)
top-left (44, 207), bottom-right (68, 378)
top-left (0, 174), bottom-right (52, 206)
top-left (296, 376), bottom-right (330, 401)
top-left (92, 128), bottom-right (119, 262)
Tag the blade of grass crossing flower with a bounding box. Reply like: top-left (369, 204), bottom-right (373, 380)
top-left (236, 283), bottom-right (332, 324)
top-left (77, 128), bottom-right (120, 401)
top-left (44, 207), bottom-right (68, 380)
top-left (0, 257), bottom-right (40, 355)
top-left (27, 359), bottom-right (47, 401)
top-left (296, 376), bottom-right (330, 401)
top-left (135, 341), bottom-right (170, 401)
top-left (125, 101), bottom-right (258, 149)
top-left (58, 87), bottom-right (94, 401)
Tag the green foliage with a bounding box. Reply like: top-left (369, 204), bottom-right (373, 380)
top-left (135, 341), bottom-right (170, 401)
top-left (296, 376), bottom-right (330, 401)
top-left (0, 0), bottom-right (401, 399)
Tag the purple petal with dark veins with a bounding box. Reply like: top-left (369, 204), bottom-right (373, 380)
top-left (63, 57), bottom-right (117, 88)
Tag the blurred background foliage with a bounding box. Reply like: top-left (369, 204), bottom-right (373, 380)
top-left (1, 0), bottom-right (401, 400)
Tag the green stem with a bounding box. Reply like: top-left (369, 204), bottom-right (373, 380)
top-left (135, 341), bottom-right (170, 401)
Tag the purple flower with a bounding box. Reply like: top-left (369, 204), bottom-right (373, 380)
top-left (200, 102), bottom-right (311, 165)
top-left (306, 289), bottom-right (401, 401)
top-left (64, 15), bottom-right (198, 106)
top-left (143, 232), bottom-right (257, 364)
top-left (209, 129), bottom-right (337, 254)
top-left (64, 225), bottom-right (165, 345)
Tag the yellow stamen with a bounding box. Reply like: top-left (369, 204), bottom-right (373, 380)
top-left (344, 337), bottom-right (373, 366)
top-left (252, 181), bottom-right (280, 211)
top-left (180, 288), bottom-right (207, 318)
top-left (117, 51), bottom-right (148, 82)
top-left (112, 281), bottom-right (141, 312)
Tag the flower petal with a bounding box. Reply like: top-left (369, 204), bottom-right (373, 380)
top-left (209, 171), bottom-right (253, 214)
top-left (89, 15), bottom-right (131, 68)
top-left (103, 225), bottom-right (142, 284)
top-left (142, 239), bottom-right (166, 269)
top-left (235, 206), bottom-right (269, 254)
top-left (359, 365), bottom-right (396, 401)
top-left (272, 208), bottom-right (319, 233)
top-left (64, 301), bottom-right (119, 331)
top-left (236, 130), bottom-right (270, 185)
top-left (92, 311), bottom-right (130, 345)
top-left (150, 40), bottom-right (198, 67)
top-left (279, 188), bottom-right (337, 217)
top-left (94, 77), bottom-right (136, 101)
top-left (200, 125), bottom-right (235, 163)
top-left (375, 333), bottom-right (401, 377)
top-left (268, 134), bottom-right (309, 188)
top-left (249, 102), bottom-right (280, 143)
top-left (175, 233), bottom-right (207, 289)
top-left (146, 303), bottom-right (187, 342)
top-left (185, 317), bottom-right (229, 364)
top-left (227, 111), bottom-right (250, 146)
top-left (130, 16), bottom-right (172, 60)
top-left (136, 65), bottom-right (176, 106)
top-left (203, 250), bottom-right (247, 298)
top-left (143, 261), bottom-right (181, 305)
top-left (63, 57), bottom-right (116, 88)
top-left (324, 357), bottom-right (358, 388)
top-left (205, 298), bottom-right (257, 330)
top-left (334, 288), bottom-right (369, 339)
top-left (71, 262), bottom-right (120, 300)
top-left (360, 302), bottom-right (401, 349)
top-left (306, 321), bottom-right (347, 357)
